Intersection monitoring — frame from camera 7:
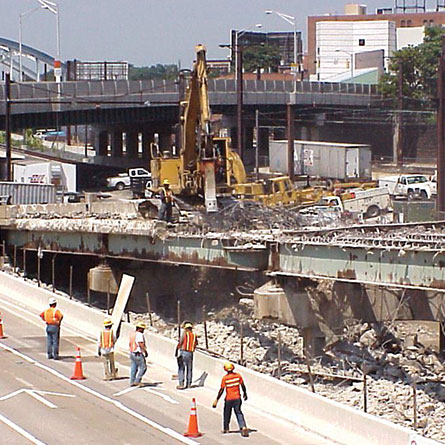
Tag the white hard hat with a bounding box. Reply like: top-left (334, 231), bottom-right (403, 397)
top-left (48, 297), bottom-right (57, 305)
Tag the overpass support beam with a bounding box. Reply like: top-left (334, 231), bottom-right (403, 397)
top-left (95, 130), bottom-right (108, 157)
top-left (258, 127), bottom-right (269, 161)
top-left (126, 131), bottom-right (139, 159)
top-left (142, 132), bottom-right (154, 161)
top-left (111, 131), bottom-right (123, 158)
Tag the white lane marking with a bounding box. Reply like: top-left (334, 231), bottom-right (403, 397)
top-left (144, 388), bottom-right (179, 405)
top-left (0, 389), bottom-right (26, 401)
top-left (0, 412), bottom-right (47, 445)
top-left (0, 389), bottom-right (72, 409)
top-left (15, 377), bottom-right (34, 387)
top-left (27, 391), bottom-right (57, 409)
top-left (36, 390), bottom-right (75, 398)
top-left (113, 386), bottom-right (138, 397)
top-left (0, 343), bottom-right (198, 445)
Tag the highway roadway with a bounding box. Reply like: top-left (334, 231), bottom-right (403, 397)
top-left (0, 291), bottom-right (336, 445)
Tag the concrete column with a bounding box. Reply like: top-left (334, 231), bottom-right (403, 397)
top-left (159, 133), bottom-right (171, 153)
top-left (95, 130), bottom-right (108, 157)
top-left (243, 127), bottom-right (254, 167)
top-left (126, 131), bottom-right (139, 159)
top-left (229, 127), bottom-right (238, 150)
top-left (111, 131), bottom-right (123, 158)
top-left (142, 132), bottom-right (154, 160)
top-left (258, 127), bottom-right (269, 158)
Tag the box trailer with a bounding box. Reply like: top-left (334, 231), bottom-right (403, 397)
top-left (0, 182), bottom-right (56, 204)
top-left (269, 140), bottom-right (372, 181)
top-left (14, 161), bottom-right (76, 193)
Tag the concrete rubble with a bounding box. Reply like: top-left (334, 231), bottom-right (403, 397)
top-left (132, 301), bottom-right (445, 443)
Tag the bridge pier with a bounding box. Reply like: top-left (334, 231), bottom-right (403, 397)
top-left (111, 131), bottom-right (123, 158)
top-left (141, 131), bottom-right (154, 160)
top-left (95, 130), bottom-right (109, 157)
top-left (126, 131), bottom-right (139, 158)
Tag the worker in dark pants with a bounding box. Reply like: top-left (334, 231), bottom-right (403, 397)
top-left (158, 179), bottom-right (174, 222)
top-left (212, 362), bottom-right (249, 437)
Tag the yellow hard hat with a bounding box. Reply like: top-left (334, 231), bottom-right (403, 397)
top-left (163, 179), bottom-right (170, 185)
top-left (103, 319), bottom-right (113, 326)
top-left (183, 321), bottom-right (193, 329)
top-left (224, 362), bottom-right (235, 371)
top-left (136, 321), bottom-right (147, 329)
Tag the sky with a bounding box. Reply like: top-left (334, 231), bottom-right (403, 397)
top-left (0, 0), bottom-right (420, 68)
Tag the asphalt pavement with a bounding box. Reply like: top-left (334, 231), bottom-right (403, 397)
top-left (0, 291), bottom-right (335, 445)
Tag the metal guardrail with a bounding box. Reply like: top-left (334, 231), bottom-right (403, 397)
top-left (0, 79), bottom-right (380, 101)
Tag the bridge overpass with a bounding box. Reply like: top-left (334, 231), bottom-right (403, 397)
top-left (0, 202), bottom-right (444, 352)
top-left (0, 79), bottom-right (381, 164)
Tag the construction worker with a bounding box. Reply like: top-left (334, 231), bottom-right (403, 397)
top-left (39, 297), bottom-right (63, 360)
top-left (212, 362), bottom-right (249, 437)
top-left (158, 179), bottom-right (174, 222)
top-left (97, 319), bottom-right (117, 381)
top-left (129, 321), bottom-right (147, 387)
top-left (175, 321), bottom-right (197, 389)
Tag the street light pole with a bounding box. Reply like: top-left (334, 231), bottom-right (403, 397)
top-left (19, 6), bottom-right (41, 82)
top-left (37, 0), bottom-right (61, 82)
top-left (335, 49), bottom-right (354, 81)
top-left (265, 10), bottom-right (298, 91)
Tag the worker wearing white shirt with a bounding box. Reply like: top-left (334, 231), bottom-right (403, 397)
top-left (129, 321), bottom-right (147, 387)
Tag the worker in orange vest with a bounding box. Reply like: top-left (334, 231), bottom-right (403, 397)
top-left (175, 321), bottom-right (197, 389)
top-left (97, 319), bottom-right (117, 381)
top-left (129, 321), bottom-right (147, 387)
top-left (158, 179), bottom-right (174, 222)
top-left (212, 362), bottom-right (249, 437)
top-left (39, 297), bottom-right (63, 360)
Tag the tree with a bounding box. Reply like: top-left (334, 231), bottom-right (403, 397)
top-left (379, 26), bottom-right (445, 108)
top-left (242, 44), bottom-right (282, 73)
top-left (129, 64), bottom-right (179, 81)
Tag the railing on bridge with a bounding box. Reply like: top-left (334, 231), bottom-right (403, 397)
top-left (0, 79), bottom-right (380, 102)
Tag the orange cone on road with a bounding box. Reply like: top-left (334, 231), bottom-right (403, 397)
top-left (0, 312), bottom-right (7, 339)
top-left (184, 398), bottom-right (203, 437)
top-left (70, 347), bottom-right (86, 380)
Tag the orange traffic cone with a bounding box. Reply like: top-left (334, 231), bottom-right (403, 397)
top-left (70, 347), bottom-right (86, 380)
top-left (184, 398), bottom-right (203, 437)
top-left (0, 312), bottom-right (7, 339)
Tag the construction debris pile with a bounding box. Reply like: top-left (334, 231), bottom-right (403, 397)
top-left (134, 300), bottom-right (445, 442)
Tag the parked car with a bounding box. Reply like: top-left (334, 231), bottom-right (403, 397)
top-left (379, 174), bottom-right (434, 200)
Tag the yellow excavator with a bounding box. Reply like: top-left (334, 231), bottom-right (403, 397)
top-left (150, 44), bottom-right (324, 212)
top-left (150, 44), bottom-right (246, 212)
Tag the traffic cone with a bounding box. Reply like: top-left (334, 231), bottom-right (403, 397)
top-left (184, 398), bottom-right (203, 437)
top-left (70, 347), bottom-right (86, 380)
top-left (0, 312), bottom-right (7, 339)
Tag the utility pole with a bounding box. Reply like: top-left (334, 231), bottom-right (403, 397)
top-left (255, 108), bottom-right (260, 180)
top-left (396, 60), bottom-right (403, 167)
top-left (236, 46), bottom-right (244, 161)
top-left (5, 73), bottom-right (12, 181)
top-left (287, 103), bottom-right (295, 181)
top-left (437, 35), bottom-right (445, 216)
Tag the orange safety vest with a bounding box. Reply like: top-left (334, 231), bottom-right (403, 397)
top-left (221, 372), bottom-right (244, 400)
top-left (180, 331), bottom-right (197, 352)
top-left (42, 308), bottom-right (62, 325)
top-left (100, 329), bottom-right (114, 349)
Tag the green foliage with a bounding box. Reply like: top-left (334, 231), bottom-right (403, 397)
top-left (129, 64), bottom-right (179, 81)
top-left (242, 44), bottom-right (282, 73)
top-left (379, 26), bottom-right (445, 108)
top-left (24, 129), bottom-right (44, 150)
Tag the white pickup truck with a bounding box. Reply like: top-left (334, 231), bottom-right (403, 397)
top-left (319, 187), bottom-right (392, 219)
top-left (106, 168), bottom-right (151, 191)
top-left (379, 174), bottom-right (434, 200)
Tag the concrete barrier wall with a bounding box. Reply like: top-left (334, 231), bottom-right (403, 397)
top-left (0, 271), bottom-right (438, 445)
top-left (12, 200), bottom-right (139, 218)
